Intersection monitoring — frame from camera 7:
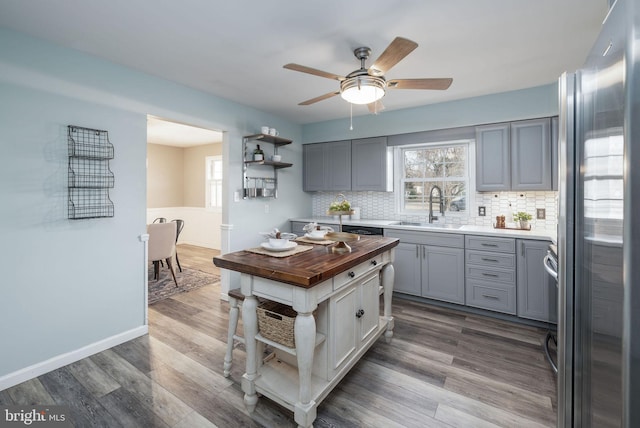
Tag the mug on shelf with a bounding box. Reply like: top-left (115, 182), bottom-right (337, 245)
top-left (269, 128), bottom-right (279, 136)
top-left (261, 126), bottom-right (270, 134)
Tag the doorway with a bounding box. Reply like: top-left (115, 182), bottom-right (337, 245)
top-left (146, 115), bottom-right (224, 249)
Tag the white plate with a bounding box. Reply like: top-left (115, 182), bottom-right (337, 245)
top-left (260, 241), bottom-right (297, 252)
top-left (304, 233), bottom-right (327, 241)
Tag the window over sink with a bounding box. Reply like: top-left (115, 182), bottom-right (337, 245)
top-left (395, 140), bottom-right (474, 215)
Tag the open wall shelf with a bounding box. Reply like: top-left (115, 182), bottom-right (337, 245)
top-left (68, 125), bottom-right (114, 219)
top-left (242, 134), bottom-right (292, 199)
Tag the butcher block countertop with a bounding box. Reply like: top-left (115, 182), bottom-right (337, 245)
top-left (213, 235), bottom-right (399, 288)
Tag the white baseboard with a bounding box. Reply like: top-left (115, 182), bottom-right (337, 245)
top-left (0, 325), bottom-right (148, 391)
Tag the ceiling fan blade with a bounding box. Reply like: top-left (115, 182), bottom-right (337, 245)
top-left (369, 37), bottom-right (418, 76)
top-left (283, 63), bottom-right (344, 81)
top-left (367, 100), bottom-right (385, 114)
top-left (387, 78), bottom-right (453, 90)
top-left (298, 91), bottom-right (340, 105)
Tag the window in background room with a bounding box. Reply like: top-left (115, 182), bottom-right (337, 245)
top-left (398, 141), bottom-right (471, 214)
top-left (206, 155), bottom-right (222, 209)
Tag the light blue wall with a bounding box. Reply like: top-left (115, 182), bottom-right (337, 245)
top-left (0, 28), bottom-right (309, 382)
top-left (302, 84), bottom-right (559, 143)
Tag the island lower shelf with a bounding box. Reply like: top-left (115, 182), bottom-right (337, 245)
top-left (254, 317), bottom-right (389, 412)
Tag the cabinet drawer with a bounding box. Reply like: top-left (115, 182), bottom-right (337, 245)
top-left (466, 265), bottom-right (516, 284)
top-left (466, 250), bottom-right (516, 269)
top-left (385, 229), bottom-right (464, 248)
top-left (466, 279), bottom-right (516, 314)
top-left (333, 255), bottom-right (383, 291)
top-left (465, 235), bottom-right (515, 253)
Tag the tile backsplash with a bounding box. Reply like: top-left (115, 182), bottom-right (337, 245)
top-left (311, 190), bottom-right (558, 229)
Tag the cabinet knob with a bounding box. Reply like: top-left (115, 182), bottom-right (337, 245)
top-left (355, 309), bottom-right (365, 318)
top-left (371, 260), bottom-right (378, 266)
top-left (348, 271), bottom-right (355, 278)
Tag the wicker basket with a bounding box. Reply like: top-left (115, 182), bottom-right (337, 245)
top-left (257, 301), bottom-right (298, 348)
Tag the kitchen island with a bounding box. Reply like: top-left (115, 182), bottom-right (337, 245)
top-left (213, 236), bottom-right (398, 428)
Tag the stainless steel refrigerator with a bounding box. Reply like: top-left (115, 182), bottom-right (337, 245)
top-left (558, 0), bottom-right (640, 426)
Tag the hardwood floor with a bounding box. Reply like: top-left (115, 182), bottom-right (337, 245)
top-left (0, 244), bottom-right (557, 427)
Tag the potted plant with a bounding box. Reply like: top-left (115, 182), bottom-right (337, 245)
top-left (513, 211), bottom-right (533, 229)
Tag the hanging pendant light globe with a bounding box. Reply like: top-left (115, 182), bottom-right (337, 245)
top-left (340, 74), bottom-right (386, 105)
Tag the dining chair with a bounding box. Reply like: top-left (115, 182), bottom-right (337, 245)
top-left (153, 217), bottom-right (167, 223)
top-left (171, 219), bottom-right (185, 272)
top-left (147, 222), bottom-right (178, 287)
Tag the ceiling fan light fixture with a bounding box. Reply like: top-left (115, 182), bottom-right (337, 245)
top-left (340, 75), bottom-right (386, 105)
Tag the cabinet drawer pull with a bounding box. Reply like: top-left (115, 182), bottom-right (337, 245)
top-left (481, 258), bottom-right (499, 262)
top-left (348, 271), bottom-right (355, 278)
top-left (355, 309), bottom-right (365, 318)
top-left (482, 273), bottom-right (499, 277)
top-left (482, 294), bottom-right (500, 300)
top-left (481, 243), bottom-right (498, 247)
top-left (371, 260), bottom-right (378, 266)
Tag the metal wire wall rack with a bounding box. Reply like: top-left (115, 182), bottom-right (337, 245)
top-left (67, 125), bottom-right (114, 219)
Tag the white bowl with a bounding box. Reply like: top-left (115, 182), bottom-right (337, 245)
top-left (308, 230), bottom-right (326, 239)
top-left (269, 238), bottom-right (289, 248)
top-left (271, 155), bottom-right (282, 162)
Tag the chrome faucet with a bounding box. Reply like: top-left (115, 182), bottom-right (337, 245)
top-left (428, 185), bottom-right (444, 223)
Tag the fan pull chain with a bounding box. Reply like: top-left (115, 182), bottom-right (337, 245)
top-left (350, 103), bottom-right (353, 131)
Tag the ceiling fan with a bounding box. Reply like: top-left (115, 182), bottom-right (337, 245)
top-left (284, 37), bottom-right (453, 113)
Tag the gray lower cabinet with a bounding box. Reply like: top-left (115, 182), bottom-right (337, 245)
top-left (475, 118), bottom-right (552, 191)
top-left (303, 140), bottom-right (351, 191)
top-left (516, 239), bottom-right (557, 323)
top-left (465, 235), bottom-right (517, 314)
top-left (385, 230), bottom-right (465, 304)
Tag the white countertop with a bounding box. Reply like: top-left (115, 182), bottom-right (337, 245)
top-left (290, 217), bottom-right (557, 243)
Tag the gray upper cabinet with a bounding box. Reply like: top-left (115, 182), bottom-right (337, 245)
top-left (476, 118), bottom-right (552, 192)
top-left (303, 140), bottom-right (351, 191)
top-left (516, 239), bottom-right (557, 323)
top-left (351, 136), bottom-right (389, 191)
top-left (511, 118), bottom-right (551, 190)
top-left (476, 123), bottom-right (511, 191)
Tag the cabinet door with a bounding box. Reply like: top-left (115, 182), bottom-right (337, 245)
top-left (330, 286), bottom-right (358, 372)
top-left (358, 272), bottom-right (381, 345)
top-left (511, 118), bottom-right (552, 191)
top-left (517, 239), bottom-right (556, 323)
top-left (391, 242), bottom-right (421, 296)
top-left (351, 136), bottom-right (389, 191)
top-left (303, 143), bottom-right (326, 191)
top-left (421, 246), bottom-right (465, 304)
top-left (475, 123), bottom-right (511, 191)
top-left (326, 140), bottom-right (352, 191)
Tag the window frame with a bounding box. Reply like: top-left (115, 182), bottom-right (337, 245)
top-left (394, 139), bottom-right (475, 217)
top-left (205, 155), bottom-right (223, 211)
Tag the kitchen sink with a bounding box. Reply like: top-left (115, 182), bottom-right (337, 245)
top-left (393, 221), bottom-right (461, 230)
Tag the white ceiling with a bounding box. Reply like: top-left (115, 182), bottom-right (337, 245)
top-left (147, 116), bottom-right (222, 147)
top-left (0, 0), bottom-right (608, 125)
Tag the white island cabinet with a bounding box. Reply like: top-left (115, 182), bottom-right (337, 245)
top-left (214, 236), bottom-right (398, 428)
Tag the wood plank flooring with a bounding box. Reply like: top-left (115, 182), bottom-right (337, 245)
top-left (1, 244), bottom-right (557, 427)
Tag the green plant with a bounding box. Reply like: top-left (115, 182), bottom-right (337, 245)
top-left (513, 211), bottom-right (533, 221)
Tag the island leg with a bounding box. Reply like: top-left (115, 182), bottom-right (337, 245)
top-left (294, 311), bottom-right (317, 428)
top-left (241, 293), bottom-right (259, 412)
top-left (223, 295), bottom-right (240, 377)
top-left (381, 263), bottom-right (395, 343)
